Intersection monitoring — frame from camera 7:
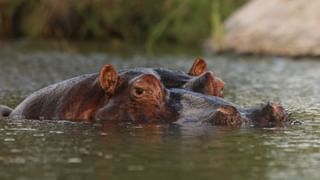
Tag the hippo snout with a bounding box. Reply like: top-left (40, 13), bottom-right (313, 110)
top-left (245, 102), bottom-right (291, 127)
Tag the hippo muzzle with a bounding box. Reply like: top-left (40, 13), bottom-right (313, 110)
top-left (240, 103), bottom-right (291, 127)
top-left (169, 89), bottom-right (291, 127)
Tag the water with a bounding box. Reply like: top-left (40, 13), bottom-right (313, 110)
top-left (0, 49), bottom-right (320, 180)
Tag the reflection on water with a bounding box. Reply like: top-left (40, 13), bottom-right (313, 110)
top-left (0, 50), bottom-right (320, 180)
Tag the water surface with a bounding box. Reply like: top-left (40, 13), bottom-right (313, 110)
top-left (0, 50), bottom-right (320, 180)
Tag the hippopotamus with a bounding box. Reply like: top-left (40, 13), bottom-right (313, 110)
top-left (119, 57), bottom-right (225, 97)
top-left (0, 63), bottom-right (290, 127)
top-left (93, 72), bottom-right (290, 127)
top-left (0, 58), bottom-right (224, 118)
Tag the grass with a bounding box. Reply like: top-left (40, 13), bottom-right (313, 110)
top-left (0, 0), bottom-right (247, 52)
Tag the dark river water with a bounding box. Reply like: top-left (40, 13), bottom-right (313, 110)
top-left (0, 49), bottom-right (320, 180)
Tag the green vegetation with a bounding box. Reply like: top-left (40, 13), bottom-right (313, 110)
top-left (0, 0), bottom-right (247, 51)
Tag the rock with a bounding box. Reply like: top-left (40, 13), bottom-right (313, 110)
top-left (212, 0), bottom-right (320, 56)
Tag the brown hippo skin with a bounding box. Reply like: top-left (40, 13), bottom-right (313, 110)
top-left (120, 57), bottom-right (225, 97)
top-left (0, 58), bottom-right (223, 121)
top-left (4, 64), bottom-right (290, 127)
top-left (93, 72), bottom-right (290, 127)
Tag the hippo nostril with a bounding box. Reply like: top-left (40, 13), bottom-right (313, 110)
top-left (272, 104), bottom-right (285, 114)
top-left (260, 102), bottom-right (275, 114)
top-left (262, 103), bottom-right (286, 118)
top-left (256, 102), bottom-right (290, 127)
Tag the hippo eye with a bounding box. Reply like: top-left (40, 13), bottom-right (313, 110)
top-left (134, 87), bottom-right (145, 96)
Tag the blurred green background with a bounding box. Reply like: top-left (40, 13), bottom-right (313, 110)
top-left (0, 0), bottom-right (247, 52)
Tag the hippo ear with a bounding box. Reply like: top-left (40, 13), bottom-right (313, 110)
top-left (99, 64), bottom-right (119, 96)
top-left (188, 57), bottom-right (208, 76)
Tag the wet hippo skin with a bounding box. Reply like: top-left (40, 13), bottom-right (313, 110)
top-left (0, 58), bottom-right (224, 120)
top-left (1, 63), bottom-right (290, 128)
top-left (119, 57), bottom-right (224, 97)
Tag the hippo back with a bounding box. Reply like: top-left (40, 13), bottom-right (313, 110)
top-left (10, 73), bottom-right (101, 120)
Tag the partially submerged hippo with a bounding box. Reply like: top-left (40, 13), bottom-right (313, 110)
top-left (94, 72), bottom-right (290, 127)
top-left (0, 58), bottom-right (224, 118)
top-left (119, 57), bottom-right (225, 97)
top-left (0, 63), bottom-right (290, 127)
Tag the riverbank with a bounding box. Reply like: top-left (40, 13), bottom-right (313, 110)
top-left (0, 0), bottom-right (247, 53)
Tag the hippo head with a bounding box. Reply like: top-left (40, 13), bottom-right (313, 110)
top-left (171, 89), bottom-right (291, 127)
top-left (95, 65), bottom-right (177, 123)
top-left (94, 64), bottom-right (290, 127)
top-left (120, 57), bottom-right (225, 98)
